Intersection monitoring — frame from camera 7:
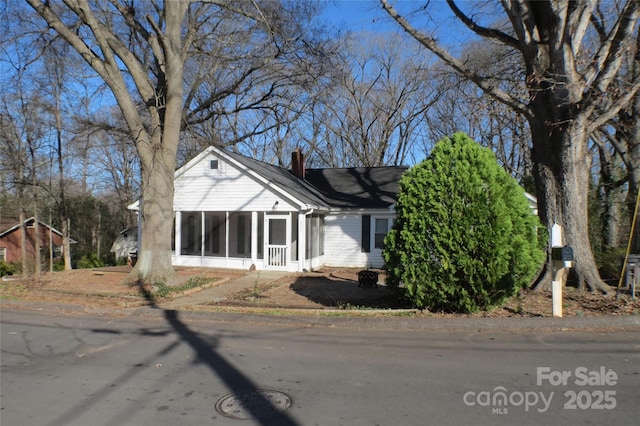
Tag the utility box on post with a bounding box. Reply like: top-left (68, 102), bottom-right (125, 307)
top-left (551, 246), bottom-right (574, 261)
top-left (552, 245), bottom-right (574, 268)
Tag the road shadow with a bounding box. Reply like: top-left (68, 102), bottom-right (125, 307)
top-left (139, 282), bottom-right (300, 425)
top-left (289, 275), bottom-right (411, 309)
top-left (48, 280), bottom-right (299, 426)
top-left (160, 309), bottom-right (298, 424)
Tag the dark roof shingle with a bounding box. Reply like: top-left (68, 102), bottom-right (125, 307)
top-left (305, 167), bottom-right (407, 209)
top-left (222, 149), bottom-right (407, 210)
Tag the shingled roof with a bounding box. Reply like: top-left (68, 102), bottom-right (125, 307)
top-left (221, 150), bottom-right (407, 210)
top-left (305, 166), bottom-right (408, 209)
top-left (223, 150), bottom-right (330, 209)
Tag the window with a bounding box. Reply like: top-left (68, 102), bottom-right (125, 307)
top-left (374, 218), bottom-right (389, 249)
top-left (0, 247), bottom-right (6, 262)
top-left (361, 215), bottom-right (371, 253)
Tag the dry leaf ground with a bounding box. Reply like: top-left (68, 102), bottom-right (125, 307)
top-left (1, 266), bottom-right (639, 318)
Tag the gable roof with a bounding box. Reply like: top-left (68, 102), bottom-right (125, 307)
top-left (222, 150), bottom-right (330, 209)
top-left (305, 167), bottom-right (408, 209)
top-left (0, 217), bottom-right (76, 243)
top-left (171, 146), bottom-right (408, 211)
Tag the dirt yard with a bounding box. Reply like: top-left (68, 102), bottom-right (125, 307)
top-left (1, 266), bottom-right (639, 317)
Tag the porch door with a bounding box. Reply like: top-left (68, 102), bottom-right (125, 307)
top-left (265, 214), bottom-right (289, 270)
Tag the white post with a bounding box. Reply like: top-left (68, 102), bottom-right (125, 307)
top-left (173, 211), bottom-right (181, 268)
top-left (551, 223), bottom-right (564, 318)
top-left (298, 212), bottom-right (306, 272)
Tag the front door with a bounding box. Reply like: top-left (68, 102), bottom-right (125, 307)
top-left (265, 214), bottom-right (289, 270)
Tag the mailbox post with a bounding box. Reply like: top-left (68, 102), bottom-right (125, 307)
top-left (550, 224), bottom-right (574, 317)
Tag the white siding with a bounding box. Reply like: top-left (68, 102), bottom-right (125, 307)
top-left (174, 153), bottom-right (297, 212)
top-left (323, 213), bottom-right (390, 268)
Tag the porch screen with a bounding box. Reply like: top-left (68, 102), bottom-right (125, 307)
top-left (305, 214), bottom-right (324, 258)
top-left (205, 213), bottom-right (225, 257)
top-left (181, 212), bottom-right (202, 255)
top-left (230, 213), bottom-right (251, 257)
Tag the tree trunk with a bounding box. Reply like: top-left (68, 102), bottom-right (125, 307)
top-left (130, 156), bottom-right (176, 285)
top-left (531, 116), bottom-right (612, 294)
top-left (19, 209), bottom-right (28, 276)
top-left (62, 218), bottom-right (72, 271)
top-left (126, 0), bottom-right (186, 286)
top-left (626, 92), bottom-right (640, 225)
top-left (33, 210), bottom-right (41, 275)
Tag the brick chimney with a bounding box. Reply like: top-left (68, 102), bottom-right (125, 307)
top-left (291, 148), bottom-right (305, 179)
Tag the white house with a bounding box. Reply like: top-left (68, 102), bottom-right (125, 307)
top-left (130, 146), bottom-right (538, 272)
top-left (130, 146), bottom-right (405, 272)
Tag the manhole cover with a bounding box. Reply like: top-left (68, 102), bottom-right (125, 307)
top-left (215, 389), bottom-right (293, 420)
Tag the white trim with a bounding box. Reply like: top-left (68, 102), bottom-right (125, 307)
top-left (174, 211), bottom-right (182, 259)
top-left (298, 211), bottom-right (307, 271)
top-left (264, 213), bottom-right (291, 270)
top-left (180, 146), bottom-right (322, 211)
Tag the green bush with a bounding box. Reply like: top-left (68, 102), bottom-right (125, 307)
top-left (384, 132), bottom-right (545, 313)
top-left (76, 253), bottom-right (105, 269)
top-left (0, 261), bottom-right (17, 277)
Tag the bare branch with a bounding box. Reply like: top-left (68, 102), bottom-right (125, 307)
top-left (446, 0), bottom-right (519, 48)
top-left (380, 0), bottom-right (530, 117)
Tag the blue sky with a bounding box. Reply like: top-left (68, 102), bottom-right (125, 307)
top-left (320, 0), bottom-right (395, 33)
top-left (319, 1), bottom-right (470, 49)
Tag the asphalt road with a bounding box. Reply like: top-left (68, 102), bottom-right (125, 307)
top-left (1, 308), bottom-right (639, 426)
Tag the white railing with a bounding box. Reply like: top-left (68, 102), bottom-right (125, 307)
top-left (267, 245), bottom-right (287, 267)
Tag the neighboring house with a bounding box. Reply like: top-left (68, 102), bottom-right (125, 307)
top-left (0, 217), bottom-right (72, 264)
top-left (131, 146), bottom-right (538, 272)
top-left (110, 226), bottom-right (138, 263)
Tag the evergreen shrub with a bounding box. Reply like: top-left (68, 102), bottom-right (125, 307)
top-left (76, 253), bottom-right (105, 269)
top-left (384, 132), bottom-right (545, 313)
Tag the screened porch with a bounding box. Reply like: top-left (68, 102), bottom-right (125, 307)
top-left (171, 210), bottom-right (325, 272)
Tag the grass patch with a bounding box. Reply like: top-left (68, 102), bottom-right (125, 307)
top-left (143, 276), bottom-right (217, 300)
top-left (0, 281), bottom-right (28, 300)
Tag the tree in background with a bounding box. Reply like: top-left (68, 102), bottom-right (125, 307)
top-left (307, 34), bottom-right (441, 167)
top-left (424, 42), bottom-right (533, 187)
top-left (23, 0), bottom-right (329, 285)
top-left (382, 0), bottom-right (640, 293)
top-left (384, 133), bottom-right (545, 313)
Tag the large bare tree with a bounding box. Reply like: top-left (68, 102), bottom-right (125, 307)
top-left (311, 34), bottom-right (441, 167)
top-left (381, 0), bottom-right (640, 293)
top-left (425, 42), bottom-right (534, 184)
top-left (24, 0), bottom-right (326, 285)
